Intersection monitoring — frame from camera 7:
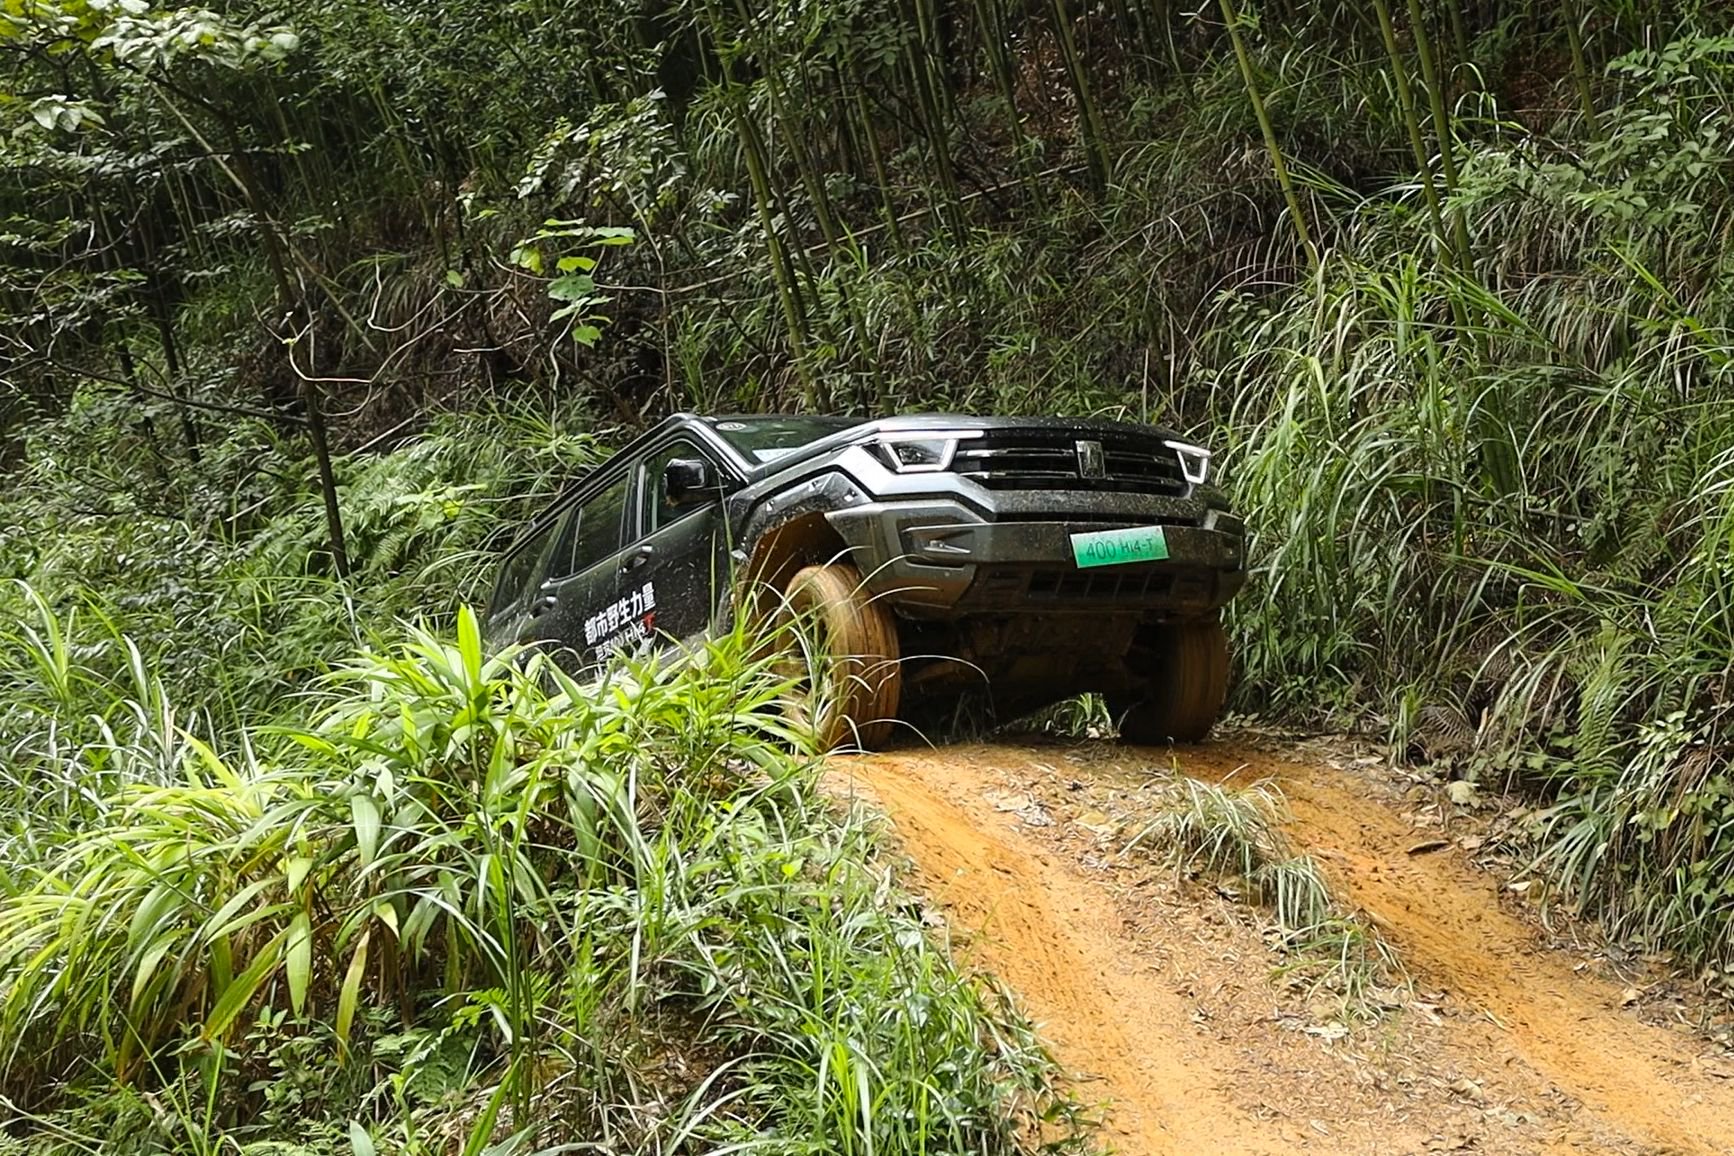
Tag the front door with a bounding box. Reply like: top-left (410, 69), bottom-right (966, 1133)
top-left (628, 439), bottom-right (731, 646)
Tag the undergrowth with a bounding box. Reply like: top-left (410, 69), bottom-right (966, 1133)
top-left (0, 596), bottom-right (1087, 1153)
top-left (0, 402), bottom-right (608, 728)
top-left (0, 402), bottom-right (1086, 1151)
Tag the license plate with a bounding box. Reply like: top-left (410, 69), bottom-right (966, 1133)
top-left (1070, 525), bottom-right (1169, 568)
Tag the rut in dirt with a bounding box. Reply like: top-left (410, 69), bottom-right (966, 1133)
top-left (829, 738), bottom-right (1734, 1156)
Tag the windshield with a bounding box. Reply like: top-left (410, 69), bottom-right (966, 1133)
top-left (706, 415), bottom-right (862, 460)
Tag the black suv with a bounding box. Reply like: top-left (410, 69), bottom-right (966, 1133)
top-left (485, 413), bottom-right (1246, 748)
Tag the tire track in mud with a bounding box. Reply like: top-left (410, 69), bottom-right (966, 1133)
top-left (836, 741), bottom-right (1734, 1156)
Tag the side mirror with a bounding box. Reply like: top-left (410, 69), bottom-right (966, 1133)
top-left (663, 458), bottom-right (712, 505)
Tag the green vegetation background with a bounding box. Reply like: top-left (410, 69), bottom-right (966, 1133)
top-left (2, 0), bottom-right (1732, 1150)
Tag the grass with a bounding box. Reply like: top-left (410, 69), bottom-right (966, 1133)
top-left (1123, 772), bottom-right (1403, 1014)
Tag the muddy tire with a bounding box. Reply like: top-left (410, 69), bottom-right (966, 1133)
top-left (774, 562), bottom-right (902, 751)
top-left (1114, 617), bottom-right (1229, 745)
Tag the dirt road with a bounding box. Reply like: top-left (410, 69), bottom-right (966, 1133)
top-left (827, 738), bottom-right (1734, 1155)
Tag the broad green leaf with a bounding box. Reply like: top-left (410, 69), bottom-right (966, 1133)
top-left (461, 1074), bottom-right (514, 1156)
top-left (129, 935), bottom-right (178, 1014)
top-left (127, 883), bottom-right (180, 950)
top-left (211, 934), bottom-right (233, 994)
top-left (335, 929), bottom-right (369, 1062)
top-left (200, 878), bottom-right (276, 944)
top-left (348, 1121), bottom-right (376, 1156)
top-left (456, 605), bottom-right (483, 686)
top-left (352, 793), bottom-right (381, 868)
top-left (203, 931), bottom-right (285, 1041)
top-left (205, 899), bottom-right (296, 944)
top-left (546, 273), bottom-right (595, 302)
top-left (286, 910), bottom-right (312, 1016)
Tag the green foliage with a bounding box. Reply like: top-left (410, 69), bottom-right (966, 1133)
top-left (0, 606), bottom-right (1082, 1152)
top-left (8, 0), bottom-right (1734, 1143)
top-left (0, 403), bottom-right (608, 735)
top-left (1193, 32), bottom-right (1734, 969)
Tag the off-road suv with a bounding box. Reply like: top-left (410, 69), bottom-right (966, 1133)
top-left (484, 413), bottom-right (1246, 748)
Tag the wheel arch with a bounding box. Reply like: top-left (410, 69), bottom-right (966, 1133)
top-left (721, 495), bottom-right (857, 634)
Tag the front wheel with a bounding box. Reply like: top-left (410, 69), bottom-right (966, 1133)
top-left (773, 562), bottom-right (902, 751)
top-left (1112, 617), bottom-right (1229, 745)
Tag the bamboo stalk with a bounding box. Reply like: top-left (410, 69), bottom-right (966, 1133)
top-left (1149, 0), bottom-right (1185, 79)
top-left (1104, 0), bottom-right (1154, 80)
top-left (731, 97), bottom-right (817, 406)
top-left (1445, 0), bottom-right (1471, 87)
top-left (901, 21), bottom-right (965, 236)
top-left (913, 0), bottom-right (957, 120)
top-left (1404, 0), bottom-right (1473, 269)
top-left (852, 84), bottom-right (907, 250)
top-left (1369, 0), bottom-right (1455, 273)
top-left (1217, 0), bottom-right (1319, 273)
top-left (1049, 0), bottom-right (1113, 192)
top-left (1561, 0), bottom-right (1602, 140)
top-left (970, 0), bottom-right (1046, 210)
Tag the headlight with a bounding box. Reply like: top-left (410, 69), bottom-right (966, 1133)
top-left (1164, 440), bottom-right (1212, 485)
top-left (869, 431), bottom-right (981, 473)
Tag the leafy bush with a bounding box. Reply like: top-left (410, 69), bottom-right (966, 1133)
top-left (0, 609), bottom-right (1081, 1153)
top-left (1193, 34), bottom-right (1734, 967)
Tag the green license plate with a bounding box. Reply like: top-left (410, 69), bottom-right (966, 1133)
top-left (1070, 525), bottom-right (1169, 568)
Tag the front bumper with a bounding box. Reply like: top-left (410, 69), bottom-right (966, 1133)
top-left (826, 494), bottom-right (1247, 618)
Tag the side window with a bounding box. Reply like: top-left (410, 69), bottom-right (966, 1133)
top-left (547, 472), bottom-right (632, 581)
top-left (641, 441), bottom-right (724, 534)
top-left (489, 521), bottom-right (556, 610)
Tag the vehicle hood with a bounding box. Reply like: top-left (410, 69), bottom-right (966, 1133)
top-left (748, 413), bottom-right (1192, 476)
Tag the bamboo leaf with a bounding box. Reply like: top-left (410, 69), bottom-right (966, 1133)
top-left (285, 855), bottom-right (313, 894)
top-left (335, 928), bottom-right (369, 1062)
top-left (203, 930), bottom-right (286, 1041)
top-left (129, 935), bottom-right (178, 1014)
top-left (200, 878), bottom-right (277, 943)
top-left (352, 793), bottom-right (381, 868)
top-left (127, 884), bottom-right (180, 951)
top-left (457, 605), bottom-right (483, 686)
top-left (287, 910), bottom-right (312, 1016)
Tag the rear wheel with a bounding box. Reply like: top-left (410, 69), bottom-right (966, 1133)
top-left (1113, 617), bottom-right (1229, 744)
top-left (774, 562), bottom-right (902, 751)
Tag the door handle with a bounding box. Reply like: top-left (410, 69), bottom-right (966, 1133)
top-left (529, 593), bottom-right (558, 616)
top-left (619, 543), bottom-right (655, 573)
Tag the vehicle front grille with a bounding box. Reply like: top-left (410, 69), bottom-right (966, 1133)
top-left (951, 431), bottom-right (1188, 493)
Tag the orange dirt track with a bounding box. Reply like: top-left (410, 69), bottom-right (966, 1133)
top-left (829, 739), bottom-right (1734, 1155)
